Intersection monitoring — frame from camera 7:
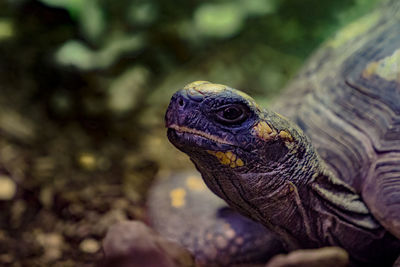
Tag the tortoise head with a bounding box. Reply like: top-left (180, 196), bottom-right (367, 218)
top-left (166, 82), bottom-right (317, 211)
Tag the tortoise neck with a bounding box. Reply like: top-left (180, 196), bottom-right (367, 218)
top-left (250, 145), bottom-right (384, 251)
top-left (258, 159), bottom-right (384, 251)
top-left (308, 167), bottom-right (381, 231)
top-left (283, 165), bottom-right (400, 266)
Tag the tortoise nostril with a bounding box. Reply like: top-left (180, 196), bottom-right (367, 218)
top-left (178, 97), bottom-right (184, 107)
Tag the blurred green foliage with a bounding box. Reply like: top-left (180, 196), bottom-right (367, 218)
top-left (0, 0), bottom-right (382, 131)
top-left (31, 0), bottom-right (382, 66)
top-left (0, 19), bottom-right (13, 40)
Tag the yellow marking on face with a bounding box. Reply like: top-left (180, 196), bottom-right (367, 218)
top-left (185, 176), bottom-right (206, 191)
top-left (236, 158), bottom-right (244, 167)
top-left (279, 130), bottom-right (293, 142)
top-left (207, 150), bottom-right (244, 168)
top-left (221, 155), bottom-right (231, 165)
top-left (196, 83), bottom-right (227, 94)
top-left (183, 81), bottom-right (210, 90)
top-left (362, 48), bottom-right (400, 82)
top-left (253, 121), bottom-right (276, 141)
top-left (184, 81), bottom-right (228, 94)
top-left (215, 151), bottom-right (224, 159)
top-left (225, 151), bottom-right (234, 160)
top-left (169, 187), bottom-right (186, 208)
top-left (184, 81), bottom-right (261, 113)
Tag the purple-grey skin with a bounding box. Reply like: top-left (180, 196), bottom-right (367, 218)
top-left (165, 81), bottom-right (400, 266)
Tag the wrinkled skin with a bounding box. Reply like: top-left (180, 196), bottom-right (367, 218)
top-left (165, 81), bottom-right (400, 266)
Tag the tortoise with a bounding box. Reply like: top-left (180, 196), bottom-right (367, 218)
top-left (148, 1), bottom-right (400, 266)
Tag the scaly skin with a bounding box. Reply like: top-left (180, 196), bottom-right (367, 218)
top-left (165, 81), bottom-right (400, 266)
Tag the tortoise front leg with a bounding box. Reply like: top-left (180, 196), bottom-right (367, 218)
top-left (147, 171), bottom-right (285, 265)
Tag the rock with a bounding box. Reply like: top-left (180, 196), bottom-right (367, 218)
top-left (265, 247), bottom-right (349, 267)
top-left (36, 232), bottom-right (64, 262)
top-left (0, 175), bottom-right (16, 200)
top-left (39, 186), bottom-right (54, 209)
top-left (0, 108), bottom-right (35, 143)
top-left (10, 200), bottom-right (26, 227)
top-left (78, 152), bottom-right (97, 171)
top-left (102, 221), bottom-right (194, 267)
top-left (80, 238), bottom-right (100, 254)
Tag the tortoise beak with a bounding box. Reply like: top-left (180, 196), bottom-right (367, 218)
top-left (165, 89), bottom-right (201, 128)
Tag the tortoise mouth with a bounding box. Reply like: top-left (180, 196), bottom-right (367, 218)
top-left (168, 124), bottom-right (234, 146)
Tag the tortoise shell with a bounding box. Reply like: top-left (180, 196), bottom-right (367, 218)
top-left (273, 0), bottom-right (400, 237)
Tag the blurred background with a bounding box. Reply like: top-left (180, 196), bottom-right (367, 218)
top-left (0, 0), bottom-right (380, 265)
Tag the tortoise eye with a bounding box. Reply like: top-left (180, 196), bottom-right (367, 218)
top-left (223, 106), bottom-right (242, 120)
top-left (216, 104), bottom-right (248, 125)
